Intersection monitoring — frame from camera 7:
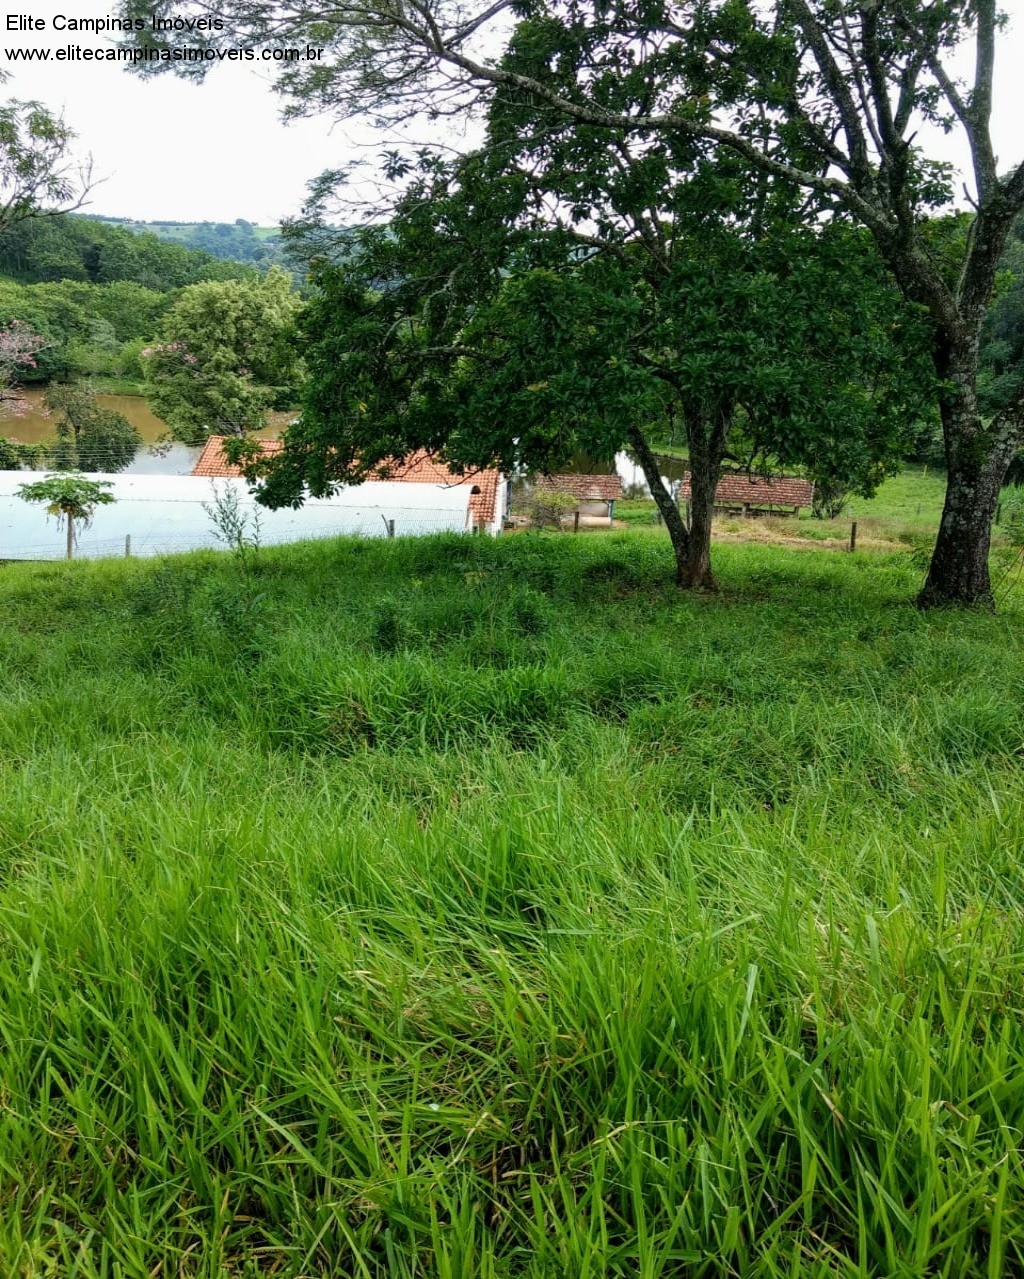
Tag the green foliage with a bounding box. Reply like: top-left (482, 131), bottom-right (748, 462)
top-left (0, 94), bottom-right (86, 231)
top-left (16, 471), bottom-right (114, 556)
top-left (85, 214), bottom-right (288, 267)
top-left (998, 485), bottom-right (1024, 548)
top-left (1, 533), bottom-right (1024, 1272)
top-left (142, 267), bottom-right (302, 443)
top-left (0, 211), bottom-right (260, 289)
top-left (811, 476), bottom-right (849, 520)
top-left (44, 384), bottom-right (142, 472)
top-left (0, 275), bottom-right (172, 383)
top-left (524, 487), bottom-right (577, 529)
top-left (270, 152), bottom-right (931, 527)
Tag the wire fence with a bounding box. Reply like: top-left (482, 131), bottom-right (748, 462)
top-left (0, 508), bottom-right (478, 562)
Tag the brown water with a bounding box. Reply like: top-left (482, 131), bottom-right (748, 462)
top-left (0, 388), bottom-right (289, 476)
top-left (1, 390), bottom-right (686, 489)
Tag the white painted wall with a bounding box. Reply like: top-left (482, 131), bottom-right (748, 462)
top-left (0, 474), bottom-right (473, 560)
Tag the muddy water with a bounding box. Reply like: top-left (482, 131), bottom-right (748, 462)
top-left (2, 390), bottom-right (686, 489)
top-left (0, 388), bottom-right (289, 476)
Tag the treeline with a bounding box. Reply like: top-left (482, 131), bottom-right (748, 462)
top-left (85, 216), bottom-right (286, 268)
top-left (0, 277), bottom-right (169, 383)
top-left (0, 215), bottom-right (263, 384)
top-left (0, 214), bottom-right (259, 290)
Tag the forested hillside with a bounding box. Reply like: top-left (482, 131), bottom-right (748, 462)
top-left (0, 215), bottom-right (262, 385)
top-left (85, 215), bottom-right (286, 268)
top-left (0, 214), bottom-right (258, 288)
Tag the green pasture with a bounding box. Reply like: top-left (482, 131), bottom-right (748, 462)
top-left (1, 531), bottom-right (1023, 1276)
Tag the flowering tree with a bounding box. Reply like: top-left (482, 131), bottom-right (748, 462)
top-left (16, 473), bottom-right (114, 560)
top-left (0, 319), bottom-right (48, 415)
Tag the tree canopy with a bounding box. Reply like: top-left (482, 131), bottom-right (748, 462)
top-left (255, 138), bottom-right (932, 587)
top-left (120, 0), bottom-right (1024, 606)
top-left (16, 472), bottom-right (114, 559)
top-left (0, 75), bottom-right (91, 235)
top-left (142, 267), bottom-right (303, 443)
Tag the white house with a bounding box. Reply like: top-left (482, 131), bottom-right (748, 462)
top-left (0, 472), bottom-right (476, 561)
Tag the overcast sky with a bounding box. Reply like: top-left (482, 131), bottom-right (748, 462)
top-left (3, 2), bottom-right (1024, 227)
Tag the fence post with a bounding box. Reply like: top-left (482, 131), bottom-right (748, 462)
top-left (849, 521), bottom-right (857, 553)
top-left (573, 510), bottom-right (580, 533)
top-left (387, 518), bottom-right (395, 539)
top-left (124, 534), bottom-right (131, 558)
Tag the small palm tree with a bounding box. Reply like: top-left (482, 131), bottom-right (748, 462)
top-left (17, 473), bottom-right (115, 560)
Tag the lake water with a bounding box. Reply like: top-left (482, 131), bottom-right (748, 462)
top-left (0, 390), bottom-right (687, 490)
top-left (0, 389), bottom-right (288, 476)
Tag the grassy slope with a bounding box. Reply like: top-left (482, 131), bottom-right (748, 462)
top-left (2, 532), bottom-right (1024, 1276)
top-left (618, 466), bottom-right (959, 552)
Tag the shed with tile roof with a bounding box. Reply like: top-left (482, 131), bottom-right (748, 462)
top-left (531, 473), bottom-right (624, 524)
top-left (678, 471), bottom-right (814, 516)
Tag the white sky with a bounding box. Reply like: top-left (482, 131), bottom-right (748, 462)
top-left (3, 1), bottom-right (1024, 227)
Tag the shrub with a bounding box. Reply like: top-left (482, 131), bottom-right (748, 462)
top-left (523, 489), bottom-right (578, 529)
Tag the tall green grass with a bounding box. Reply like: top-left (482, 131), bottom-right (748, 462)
top-left (1, 531), bottom-right (1024, 1276)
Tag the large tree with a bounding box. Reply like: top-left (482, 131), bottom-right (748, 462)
top-left (122, 0), bottom-right (1024, 606)
top-left (142, 267), bottom-right (302, 443)
top-left (256, 146), bottom-right (930, 589)
top-left (0, 73), bottom-right (91, 234)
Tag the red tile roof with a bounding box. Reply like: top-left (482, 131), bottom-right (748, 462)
top-left (191, 437), bottom-right (284, 477)
top-left (679, 471), bottom-right (814, 509)
top-left (533, 473), bottom-right (623, 502)
top-left (191, 438), bottom-right (502, 528)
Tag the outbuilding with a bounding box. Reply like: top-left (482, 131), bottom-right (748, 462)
top-left (679, 471), bottom-right (814, 517)
top-left (192, 438), bottom-right (509, 535)
top-left (0, 471), bottom-right (476, 560)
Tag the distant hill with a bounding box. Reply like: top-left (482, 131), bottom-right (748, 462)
top-left (85, 216), bottom-right (287, 268)
top-left (0, 213), bottom-right (260, 291)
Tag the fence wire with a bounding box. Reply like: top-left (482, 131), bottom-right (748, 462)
top-left (1, 509), bottom-right (479, 562)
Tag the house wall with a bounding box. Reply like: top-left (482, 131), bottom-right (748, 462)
top-left (0, 474), bottom-right (474, 560)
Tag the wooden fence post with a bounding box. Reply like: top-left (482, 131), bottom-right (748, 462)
top-left (849, 521), bottom-right (857, 553)
top-left (124, 534), bottom-right (131, 558)
top-left (573, 510), bottom-right (580, 533)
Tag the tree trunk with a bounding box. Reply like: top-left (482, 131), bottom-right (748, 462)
top-left (918, 445), bottom-right (1010, 608)
top-left (681, 429), bottom-right (722, 590)
top-left (628, 421), bottom-right (724, 590)
top-left (918, 341), bottom-right (1020, 608)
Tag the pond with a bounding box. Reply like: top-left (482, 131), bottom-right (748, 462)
top-left (1, 390), bottom-right (688, 491)
top-left (0, 389), bottom-right (288, 476)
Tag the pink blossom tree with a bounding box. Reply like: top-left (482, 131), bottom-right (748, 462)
top-left (0, 319), bottom-right (48, 417)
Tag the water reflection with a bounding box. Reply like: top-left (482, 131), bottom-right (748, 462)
top-left (2, 391), bottom-right (688, 491)
top-left (0, 388), bottom-right (286, 476)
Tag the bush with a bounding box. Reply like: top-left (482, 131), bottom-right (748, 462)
top-left (523, 489), bottom-right (578, 529)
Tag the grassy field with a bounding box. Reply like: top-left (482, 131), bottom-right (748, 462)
top-left (2, 530), bottom-right (1024, 1276)
top-left (618, 465), bottom-right (961, 554)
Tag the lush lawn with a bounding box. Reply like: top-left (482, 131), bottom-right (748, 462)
top-left (2, 532), bottom-right (1024, 1276)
